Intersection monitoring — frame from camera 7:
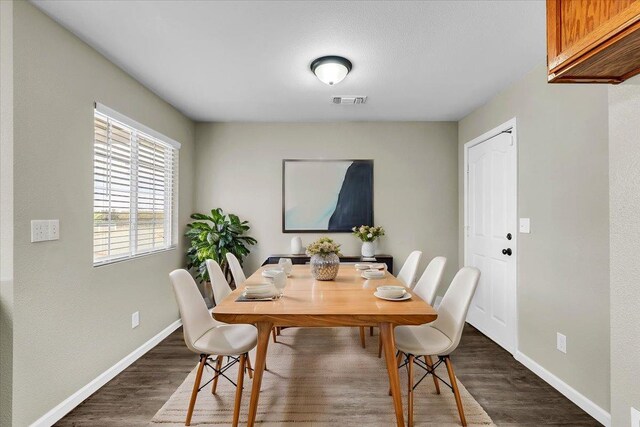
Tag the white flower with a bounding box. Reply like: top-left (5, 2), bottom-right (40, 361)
top-left (367, 233), bottom-right (373, 238)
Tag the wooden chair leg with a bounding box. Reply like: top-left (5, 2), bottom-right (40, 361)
top-left (378, 335), bottom-right (383, 358)
top-left (444, 356), bottom-right (467, 427)
top-left (425, 355), bottom-right (440, 394)
top-left (186, 355), bottom-right (206, 426)
top-left (408, 355), bottom-right (415, 427)
top-left (211, 355), bottom-right (223, 394)
top-left (232, 353), bottom-right (246, 427)
top-left (272, 328), bottom-right (277, 343)
top-left (359, 327), bottom-right (366, 348)
top-left (245, 354), bottom-right (253, 379)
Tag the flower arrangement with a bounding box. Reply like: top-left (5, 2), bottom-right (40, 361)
top-left (306, 237), bottom-right (342, 257)
top-left (352, 225), bottom-right (385, 242)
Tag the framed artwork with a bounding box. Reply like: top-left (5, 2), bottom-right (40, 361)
top-left (282, 159), bottom-right (373, 233)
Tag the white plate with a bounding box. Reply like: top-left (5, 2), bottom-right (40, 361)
top-left (355, 263), bottom-right (372, 270)
top-left (374, 291), bottom-right (411, 301)
top-left (369, 263), bottom-right (386, 270)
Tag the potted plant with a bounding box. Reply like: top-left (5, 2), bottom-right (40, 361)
top-left (352, 225), bottom-right (385, 257)
top-left (306, 237), bottom-right (342, 281)
top-left (185, 208), bottom-right (257, 292)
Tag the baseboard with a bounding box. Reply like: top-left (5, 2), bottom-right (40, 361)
top-left (30, 318), bottom-right (182, 427)
top-left (514, 351), bottom-right (611, 426)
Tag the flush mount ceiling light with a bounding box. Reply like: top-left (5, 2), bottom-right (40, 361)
top-left (310, 56), bottom-right (352, 86)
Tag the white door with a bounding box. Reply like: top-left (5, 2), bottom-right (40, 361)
top-left (465, 127), bottom-right (517, 354)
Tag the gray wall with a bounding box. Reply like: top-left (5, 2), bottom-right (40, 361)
top-left (609, 75), bottom-right (640, 427)
top-left (194, 122), bottom-right (459, 285)
top-left (458, 64), bottom-right (610, 412)
top-left (9, 2), bottom-right (195, 425)
top-left (0, 1), bottom-right (15, 425)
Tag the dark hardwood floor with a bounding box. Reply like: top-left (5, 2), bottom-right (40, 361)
top-left (56, 324), bottom-right (600, 426)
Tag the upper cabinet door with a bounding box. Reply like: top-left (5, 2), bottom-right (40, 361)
top-left (547, 0), bottom-right (640, 83)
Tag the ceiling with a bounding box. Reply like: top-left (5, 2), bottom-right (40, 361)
top-left (32, 1), bottom-right (546, 122)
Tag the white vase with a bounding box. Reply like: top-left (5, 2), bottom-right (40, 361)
top-left (361, 241), bottom-right (376, 257)
top-left (291, 236), bottom-right (303, 254)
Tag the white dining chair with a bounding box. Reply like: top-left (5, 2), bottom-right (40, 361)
top-left (413, 256), bottom-right (447, 305)
top-left (394, 266), bottom-right (481, 427)
top-left (208, 258), bottom-right (279, 345)
top-left (376, 256), bottom-right (447, 358)
top-left (397, 250), bottom-right (423, 288)
top-left (226, 252), bottom-right (247, 288)
top-left (169, 269), bottom-right (258, 427)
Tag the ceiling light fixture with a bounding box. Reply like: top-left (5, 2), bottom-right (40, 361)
top-left (310, 56), bottom-right (352, 86)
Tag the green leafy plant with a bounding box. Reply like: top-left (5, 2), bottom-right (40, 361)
top-left (185, 208), bottom-right (257, 285)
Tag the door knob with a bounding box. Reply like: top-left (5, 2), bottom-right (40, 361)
top-left (502, 248), bottom-right (512, 256)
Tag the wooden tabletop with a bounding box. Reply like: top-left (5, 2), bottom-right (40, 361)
top-left (213, 264), bottom-right (437, 327)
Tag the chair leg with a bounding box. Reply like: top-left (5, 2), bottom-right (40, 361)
top-left (359, 327), bottom-right (366, 348)
top-left (425, 355), bottom-right (440, 394)
top-left (212, 355), bottom-right (223, 394)
top-left (408, 355), bottom-right (415, 427)
top-left (245, 354), bottom-right (254, 379)
top-left (370, 326), bottom-right (374, 336)
top-left (378, 334), bottom-right (383, 358)
top-left (232, 353), bottom-right (246, 427)
top-left (272, 328), bottom-right (277, 343)
top-left (186, 355), bottom-right (207, 426)
top-left (444, 356), bottom-right (467, 427)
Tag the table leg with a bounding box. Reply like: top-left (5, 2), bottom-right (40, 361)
top-left (247, 321), bottom-right (272, 427)
top-left (379, 322), bottom-right (405, 427)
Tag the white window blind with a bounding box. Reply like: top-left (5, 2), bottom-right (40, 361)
top-left (93, 104), bottom-right (179, 266)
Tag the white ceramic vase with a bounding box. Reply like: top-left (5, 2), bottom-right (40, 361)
top-left (361, 241), bottom-right (377, 257)
top-left (291, 236), bottom-right (303, 254)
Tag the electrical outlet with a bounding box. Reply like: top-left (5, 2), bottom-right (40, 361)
top-left (556, 332), bottom-right (567, 354)
top-left (131, 311), bottom-right (140, 329)
top-left (519, 218), bottom-right (531, 233)
top-left (631, 407), bottom-right (640, 427)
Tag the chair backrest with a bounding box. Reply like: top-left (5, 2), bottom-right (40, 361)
top-left (206, 259), bottom-right (232, 305)
top-left (226, 253), bottom-right (247, 288)
top-left (432, 266), bottom-right (481, 354)
top-left (169, 269), bottom-right (217, 353)
top-left (413, 256), bottom-right (447, 305)
top-left (397, 250), bottom-right (423, 288)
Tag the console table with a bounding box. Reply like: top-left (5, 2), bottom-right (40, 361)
top-left (262, 254), bottom-right (394, 274)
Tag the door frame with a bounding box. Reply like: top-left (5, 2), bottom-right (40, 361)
top-left (463, 117), bottom-right (518, 355)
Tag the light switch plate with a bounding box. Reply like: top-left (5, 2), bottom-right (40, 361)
top-left (632, 407), bottom-right (640, 427)
top-left (31, 219), bottom-right (60, 242)
top-left (519, 218), bottom-right (531, 234)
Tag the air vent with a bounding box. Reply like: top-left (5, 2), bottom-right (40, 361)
top-left (332, 96), bottom-right (367, 105)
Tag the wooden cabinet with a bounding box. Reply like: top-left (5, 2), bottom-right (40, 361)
top-left (547, 0), bottom-right (640, 83)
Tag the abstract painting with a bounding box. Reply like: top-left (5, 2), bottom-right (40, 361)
top-left (282, 159), bottom-right (373, 232)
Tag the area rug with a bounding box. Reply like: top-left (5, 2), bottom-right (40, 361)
top-left (150, 327), bottom-right (494, 426)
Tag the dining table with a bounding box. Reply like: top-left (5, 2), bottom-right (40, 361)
top-left (212, 263), bottom-right (438, 427)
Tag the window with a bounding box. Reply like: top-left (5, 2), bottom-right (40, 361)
top-left (93, 103), bottom-right (180, 266)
